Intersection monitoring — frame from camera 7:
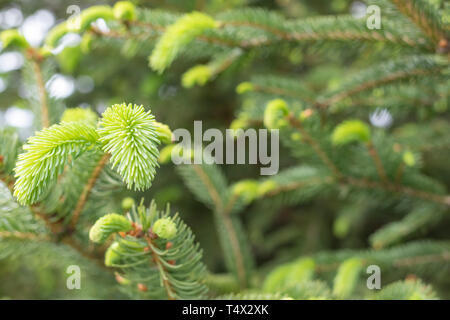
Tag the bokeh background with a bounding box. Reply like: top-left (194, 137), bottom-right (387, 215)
top-left (0, 0), bottom-right (449, 299)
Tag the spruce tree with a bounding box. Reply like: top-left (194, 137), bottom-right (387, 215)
top-left (0, 0), bottom-right (449, 300)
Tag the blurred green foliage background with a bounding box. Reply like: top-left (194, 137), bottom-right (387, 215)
top-left (0, 0), bottom-right (449, 299)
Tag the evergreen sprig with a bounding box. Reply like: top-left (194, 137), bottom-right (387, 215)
top-left (98, 103), bottom-right (160, 191)
top-left (90, 201), bottom-right (208, 299)
top-left (13, 122), bottom-right (100, 205)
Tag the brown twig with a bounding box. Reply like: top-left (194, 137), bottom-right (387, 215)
top-left (390, 0), bottom-right (445, 44)
top-left (366, 141), bottom-right (389, 184)
top-left (70, 153), bottom-right (111, 229)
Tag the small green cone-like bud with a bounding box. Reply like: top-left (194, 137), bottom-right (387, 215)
top-left (231, 180), bottom-right (259, 204)
top-left (236, 82), bottom-right (253, 94)
top-left (152, 218), bottom-right (177, 240)
top-left (264, 99), bottom-right (289, 129)
top-left (89, 213), bottom-right (132, 244)
top-left (105, 242), bottom-right (121, 266)
top-left (402, 151), bottom-right (416, 167)
top-left (1, 29), bottom-right (29, 49)
top-left (331, 120), bottom-right (371, 146)
top-left (154, 122), bottom-right (173, 144)
top-left (113, 1), bottom-right (137, 21)
top-left (121, 197), bottom-right (135, 211)
top-left (182, 65), bottom-right (212, 88)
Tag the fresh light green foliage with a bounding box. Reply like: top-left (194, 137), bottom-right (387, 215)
top-left (182, 65), bottom-right (212, 88)
top-left (149, 12), bottom-right (218, 73)
top-left (332, 120), bottom-right (371, 146)
top-left (263, 258), bottom-right (315, 292)
top-left (121, 197), bottom-right (135, 211)
top-left (13, 122), bottom-right (100, 205)
top-left (61, 107), bottom-right (98, 126)
top-left (231, 180), bottom-right (259, 204)
top-left (263, 99), bottom-right (289, 129)
top-left (152, 217), bottom-right (177, 239)
top-left (98, 103), bottom-right (160, 191)
top-left (89, 213), bottom-right (132, 244)
top-left (0, 29), bottom-right (29, 49)
top-left (283, 280), bottom-right (332, 300)
top-left (373, 278), bottom-right (438, 300)
top-left (1, 0), bottom-right (449, 301)
top-left (402, 151), bottom-right (416, 167)
top-left (158, 145), bottom-right (176, 164)
top-left (93, 201), bottom-right (208, 299)
top-left (113, 1), bottom-right (136, 21)
top-left (236, 82), bottom-right (254, 94)
top-left (45, 5), bottom-right (114, 48)
top-left (332, 258), bottom-right (363, 298)
top-left (154, 121), bottom-right (173, 144)
top-left (13, 103), bottom-right (162, 205)
top-left (104, 241), bottom-right (121, 266)
top-left (257, 180), bottom-right (278, 197)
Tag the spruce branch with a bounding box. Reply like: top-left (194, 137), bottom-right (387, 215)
top-left (312, 241), bottom-right (450, 274)
top-left (178, 163), bottom-right (254, 288)
top-left (23, 48), bottom-right (51, 128)
top-left (191, 164), bottom-right (250, 288)
top-left (90, 201), bottom-right (208, 299)
top-left (70, 153), bottom-right (111, 229)
top-left (31, 60), bottom-right (49, 128)
top-left (98, 103), bottom-right (160, 191)
top-left (390, 0), bottom-right (447, 45)
top-left (316, 55), bottom-right (446, 109)
top-left (286, 113), bottom-right (342, 179)
top-left (13, 122), bottom-right (101, 205)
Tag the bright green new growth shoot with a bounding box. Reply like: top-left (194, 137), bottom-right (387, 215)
top-left (333, 258), bottom-right (363, 298)
top-left (89, 213), bottom-right (132, 244)
top-left (149, 12), bottom-right (218, 73)
top-left (152, 218), bottom-right (177, 239)
top-left (60, 107), bottom-right (98, 126)
top-left (98, 103), bottom-right (160, 191)
top-left (13, 103), bottom-right (162, 205)
top-left (13, 122), bottom-right (100, 205)
top-left (0, 29), bottom-right (29, 49)
top-left (264, 99), bottom-right (289, 129)
top-left (332, 120), bottom-right (371, 146)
